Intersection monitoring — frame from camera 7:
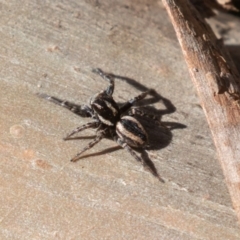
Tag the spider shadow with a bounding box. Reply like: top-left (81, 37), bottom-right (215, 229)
top-left (109, 72), bottom-right (187, 150)
top-left (72, 144), bottom-right (122, 159)
top-left (107, 72), bottom-right (187, 180)
top-left (66, 135), bottom-right (96, 140)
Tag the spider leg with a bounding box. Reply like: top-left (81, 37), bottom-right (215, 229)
top-left (120, 90), bottom-right (151, 114)
top-left (64, 121), bottom-right (99, 140)
top-left (92, 68), bottom-right (115, 96)
top-left (128, 108), bottom-right (165, 127)
top-left (37, 93), bottom-right (93, 118)
top-left (116, 137), bottom-right (164, 182)
top-left (70, 129), bottom-right (107, 162)
top-left (116, 138), bottom-right (142, 162)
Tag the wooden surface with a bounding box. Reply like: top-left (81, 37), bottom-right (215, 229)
top-left (163, 0), bottom-right (240, 224)
top-left (1, 0), bottom-right (240, 239)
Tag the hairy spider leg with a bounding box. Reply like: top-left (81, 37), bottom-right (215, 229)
top-left (64, 121), bottom-right (99, 140)
top-left (37, 93), bottom-right (93, 117)
top-left (128, 108), bottom-right (164, 127)
top-left (92, 68), bottom-right (115, 96)
top-left (116, 137), bottom-right (163, 182)
top-left (120, 90), bottom-right (151, 114)
top-left (70, 131), bottom-right (106, 162)
top-left (116, 138), bottom-right (142, 162)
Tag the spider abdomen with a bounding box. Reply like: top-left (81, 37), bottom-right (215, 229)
top-left (116, 116), bottom-right (148, 148)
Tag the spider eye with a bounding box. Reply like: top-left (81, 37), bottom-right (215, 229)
top-left (116, 116), bottom-right (148, 147)
top-left (91, 96), bottom-right (120, 126)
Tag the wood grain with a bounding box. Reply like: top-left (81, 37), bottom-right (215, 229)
top-left (0, 0), bottom-right (240, 239)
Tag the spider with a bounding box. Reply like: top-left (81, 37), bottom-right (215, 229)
top-left (38, 68), bottom-right (163, 181)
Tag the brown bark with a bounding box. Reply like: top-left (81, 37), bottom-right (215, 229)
top-left (162, 0), bottom-right (240, 223)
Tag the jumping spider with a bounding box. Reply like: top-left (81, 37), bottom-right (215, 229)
top-left (38, 69), bottom-right (163, 181)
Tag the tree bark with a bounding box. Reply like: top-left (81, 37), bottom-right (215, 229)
top-left (162, 0), bottom-right (240, 223)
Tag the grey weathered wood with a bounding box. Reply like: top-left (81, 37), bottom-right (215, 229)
top-left (1, 0), bottom-right (240, 239)
top-left (163, 0), bottom-right (240, 224)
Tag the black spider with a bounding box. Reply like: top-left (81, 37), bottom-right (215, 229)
top-left (38, 68), bottom-right (164, 181)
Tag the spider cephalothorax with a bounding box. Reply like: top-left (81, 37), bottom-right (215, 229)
top-left (38, 68), bottom-right (162, 180)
